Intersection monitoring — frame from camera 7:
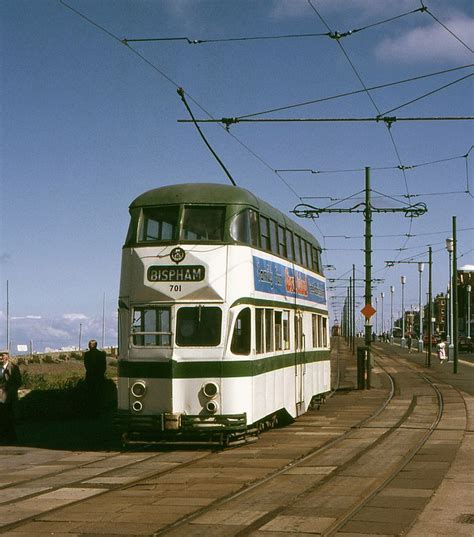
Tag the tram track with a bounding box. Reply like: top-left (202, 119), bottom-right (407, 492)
top-left (2, 344), bottom-right (467, 536)
top-left (155, 350), bottom-right (455, 536)
top-left (0, 343), bottom-right (391, 534)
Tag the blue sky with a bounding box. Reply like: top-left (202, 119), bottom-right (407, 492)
top-left (1, 0), bottom-right (473, 351)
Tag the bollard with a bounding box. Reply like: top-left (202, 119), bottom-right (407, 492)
top-left (357, 347), bottom-right (367, 390)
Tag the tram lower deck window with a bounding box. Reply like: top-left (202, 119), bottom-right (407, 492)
top-left (132, 306), bottom-right (171, 347)
top-left (176, 306), bottom-right (222, 346)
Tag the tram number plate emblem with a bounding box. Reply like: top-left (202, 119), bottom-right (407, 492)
top-left (147, 265), bottom-right (205, 282)
top-left (170, 247), bottom-right (186, 264)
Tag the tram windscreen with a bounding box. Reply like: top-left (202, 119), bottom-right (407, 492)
top-left (176, 306), bottom-right (222, 346)
top-left (132, 306), bottom-right (171, 346)
top-left (139, 206), bottom-right (179, 242)
top-left (181, 206), bottom-right (225, 241)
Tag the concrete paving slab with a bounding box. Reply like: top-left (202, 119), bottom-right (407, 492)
top-left (261, 514), bottom-right (336, 533)
top-left (0, 486), bottom-right (51, 503)
top-left (192, 509), bottom-right (268, 526)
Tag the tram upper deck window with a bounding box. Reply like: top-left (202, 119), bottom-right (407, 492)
top-left (139, 206), bottom-right (179, 242)
top-left (131, 306), bottom-right (171, 347)
top-left (181, 206), bottom-right (225, 241)
top-left (230, 209), bottom-right (259, 246)
top-left (176, 306), bottom-right (222, 346)
top-left (260, 216), bottom-right (271, 251)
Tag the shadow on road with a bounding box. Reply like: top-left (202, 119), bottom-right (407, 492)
top-left (15, 409), bottom-right (122, 451)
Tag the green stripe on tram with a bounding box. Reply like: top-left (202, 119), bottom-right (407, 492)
top-left (118, 350), bottom-right (330, 379)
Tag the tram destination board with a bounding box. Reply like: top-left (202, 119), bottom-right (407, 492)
top-left (147, 265), bottom-right (205, 282)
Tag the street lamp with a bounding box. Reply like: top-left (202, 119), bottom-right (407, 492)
top-left (467, 284), bottom-right (472, 343)
top-left (375, 296), bottom-right (378, 337)
top-left (401, 276), bottom-right (406, 348)
top-left (390, 285), bottom-right (395, 343)
top-left (418, 263), bottom-right (424, 352)
top-left (446, 237), bottom-right (454, 359)
top-left (381, 292), bottom-right (385, 338)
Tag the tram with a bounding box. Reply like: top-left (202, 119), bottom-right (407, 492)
top-left (116, 183), bottom-right (330, 445)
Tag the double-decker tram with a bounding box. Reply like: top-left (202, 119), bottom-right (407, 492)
top-left (116, 183), bottom-right (330, 446)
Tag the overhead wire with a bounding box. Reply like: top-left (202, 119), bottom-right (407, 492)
top-left (238, 64), bottom-right (473, 119)
top-left (60, 0), bottom-right (471, 281)
top-left (121, 4), bottom-right (426, 45)
top-left (420, 1), bottom-right (474, 54)
top-left (306, 0), bottom-right (417, 271)
top-left (379, 73), bottom-right (473, 116)
top-left (58, 0), bottom-right (304, 203)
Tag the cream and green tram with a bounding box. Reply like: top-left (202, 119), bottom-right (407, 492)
top-left (116, 183), bottom-right (330, 445)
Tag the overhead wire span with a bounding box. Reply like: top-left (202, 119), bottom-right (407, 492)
top-left (182, 116), bottom-right (473, 125)
top-left (238, 64), bottom-right (473, 119)
top-left (379, 73), bottom-right (473, 116)
top-left (121, 5), bottom-right (426, 46)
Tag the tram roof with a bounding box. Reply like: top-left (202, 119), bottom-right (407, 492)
top-left (130, 182), bottom-right (320, 247)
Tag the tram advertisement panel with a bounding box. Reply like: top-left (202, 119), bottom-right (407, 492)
top-left (253, 255), bottom-right (326, 304)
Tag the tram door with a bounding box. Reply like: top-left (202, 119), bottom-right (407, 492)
top-left (294, 311), bottom-right (305, 415)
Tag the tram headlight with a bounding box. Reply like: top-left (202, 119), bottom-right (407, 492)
top-left (131, 381), bottom-right (147, 398)
top-left (202, 381), bottom-right (219, 399)
top-left (132, 400), bottom-right (143, 412)
top-left (205, 400), bottom-right (219, 414)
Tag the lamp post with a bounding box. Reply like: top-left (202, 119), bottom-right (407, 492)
top-left (78, 323), bottom-right (82, 352)
top-left (381, 292), bottom-right (385, 338)
top-left (468, 284), bottom-right (472, 343)
top-left (375, 296), bottom-right (378, 337)
top-left (418, 263), bottom-right (424, 352)
top-left (401, 276), bottom-right (406, 348)
top-left (446, 237), bottom-right (454, 359)
top-left (390, 285), bottom-right (395, 343)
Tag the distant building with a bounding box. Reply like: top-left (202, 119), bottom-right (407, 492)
top-left (458, 265), bottom-right (473, 338)
top-left (433, 293), bottom-right (447, 337)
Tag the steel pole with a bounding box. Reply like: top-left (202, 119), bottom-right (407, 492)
top-left (364, 167), bottom-right (372, 388)
top-left (390, 285), bottom-right (394, 343)
top-left (427, 247), bottom-right (433, 367)
top-left (418, 263), bottom-right (424, 352)
top-left (401, 276), bottom-right (406, 347)
top-left (468, 284), bottom-right (472, 342)
top-left (453, 216), bottom-right (458, 374)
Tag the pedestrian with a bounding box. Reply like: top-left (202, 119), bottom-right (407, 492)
top-left (83, 340), bottom-right (107, 415)
top-left (0, 350), bottom-right (22, 444)
top-left (406, 333), bottom-right (412, 353)
top-left (437, 340), bottom-right (447, 364)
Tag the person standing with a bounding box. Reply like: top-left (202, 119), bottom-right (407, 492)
top-left (407, 333), bottom-right (412, 353)
top-left (0, 350), bottom-right (22, 444)
top-left (83, 340), bottom-right (107, 415)
top-left (437, 340), bottom-right (447, 364)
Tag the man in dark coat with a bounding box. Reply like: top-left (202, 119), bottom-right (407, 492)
top-left (0, 350), bottom-right (22, 443)
top-left (83, 340), bottom-right (107, 415)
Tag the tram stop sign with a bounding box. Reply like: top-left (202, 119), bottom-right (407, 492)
top-left (361, 303), bottom-right (376, 320)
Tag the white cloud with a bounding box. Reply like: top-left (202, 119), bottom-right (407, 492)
top-left (11, 315), bottom-right (42, 320)
top-left (270, 0), bottom-right (416, 20)
top-left (63, 313), bottom-right (88, 322)
top-left (376, 16), bottom-right (474, 63)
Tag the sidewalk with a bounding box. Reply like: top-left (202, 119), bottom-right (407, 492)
top-left (370, 340), bottom-right (474, 536)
